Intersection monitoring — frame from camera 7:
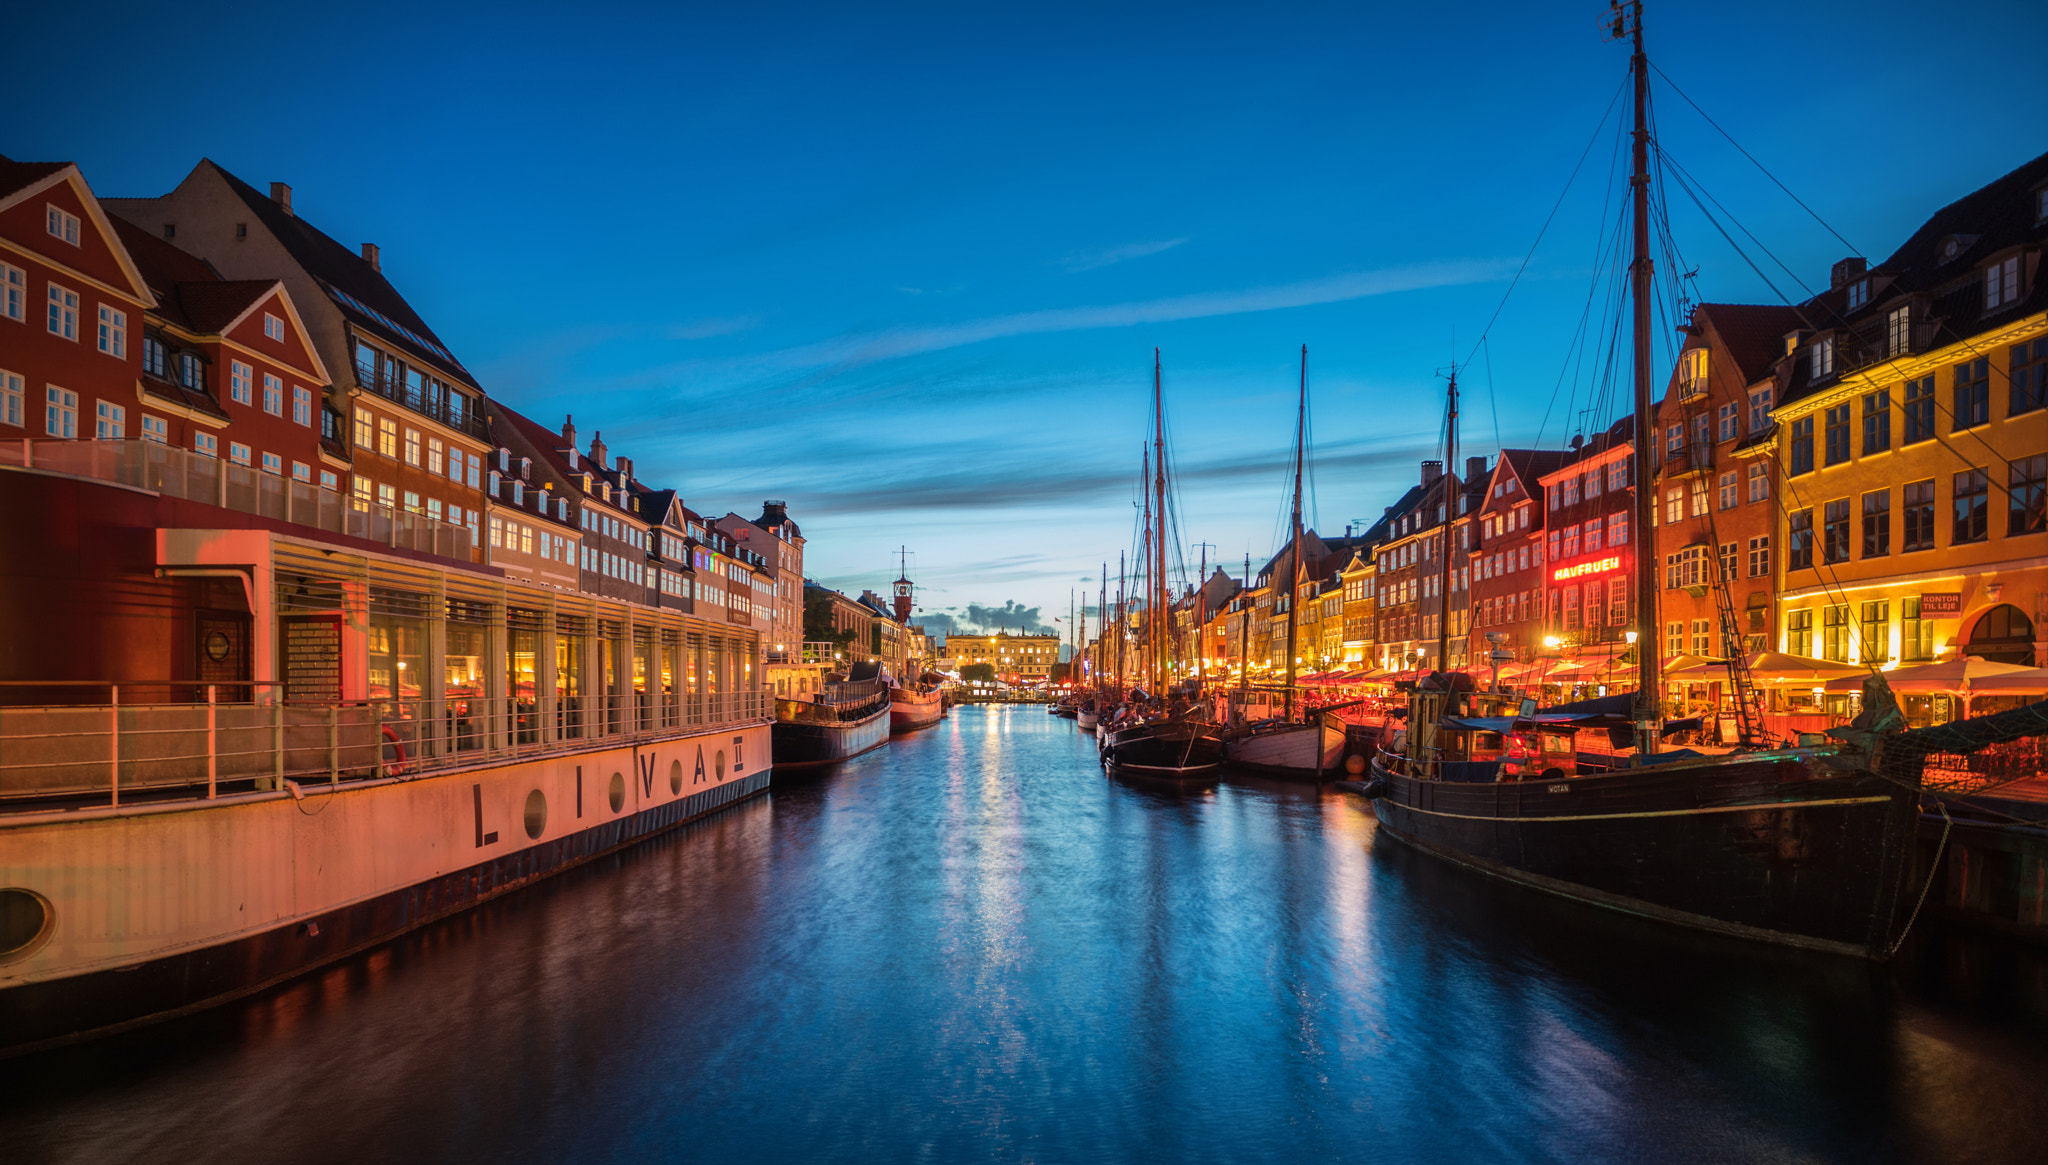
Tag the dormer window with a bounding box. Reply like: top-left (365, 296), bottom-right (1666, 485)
top-left (1937, 234), bottom-right (1978, 264)
top-left (1845, 279), bottom-right (1869, 311)
top-left (497, 447), bottom-right (510, 473)
top-left (1985, 255), bottom-right (2022, 310)
top-left (1886, 305), bottom-right (1912, 357)
top-left (1810, 336), bottom-right (1835, 380)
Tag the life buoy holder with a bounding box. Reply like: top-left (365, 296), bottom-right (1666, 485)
top-left (381, 725), bottom-right (411, 776)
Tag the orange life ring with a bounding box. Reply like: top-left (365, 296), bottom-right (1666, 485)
top-left (380, 725), bottom-right (411, 775)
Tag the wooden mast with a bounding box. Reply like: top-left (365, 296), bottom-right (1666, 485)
top-left (1624, 0), bottom-right (1660, 754)
top-left (1284, 344), bottom-right (1307, 719)
top-left (1153, 349), bottom-right (1168, 702)
top-left (1435, 367), bottom-right (1457, 676)
top-left (1238, 553), bottom-right (1251, 692)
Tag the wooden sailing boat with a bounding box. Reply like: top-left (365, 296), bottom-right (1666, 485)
top-left (1221, 346), bottom-right (1345, 780)
top-left (1103, 350), bottom-right (1223, 787)
top-left (1363, 2), bottom-right (1924, 959)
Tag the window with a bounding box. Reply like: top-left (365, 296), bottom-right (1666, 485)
top-left (352, 477), bottom-right (372, 508)
top-left (1585, 468), bottom-right (1602, 499)
top-left (1563, 586), bottom-right (1580, 631)
top-left (262, 373), bottom-right (283, 416)
top-left (1823, 499), bottom-right (1850, 564)
top-left (228, 442), bottom-right (251, 466)
top-left (428, 437), bottom-right (444, 476)
top-left (195, 432), bottom-right (217, 458)
top-left (2011, 454), bottom-right (2047, 536)
top-left (1745, 462), bottom-right (1767, 504)
top-left (1582, 519), bottom-right (1601, 553)
top-left (1665, 488), bottom-right (1683, 525)
top-left (404, 428), bottom-right (421, 467)
top-left (1666, 621), bottom-right (1684, 658)
top-left (1664, 546), bottom-right (1704, 589)
top-left (1985, 255), bottom-right (2022, 310)
top-left (1902, 480), bottom-right (1936, 552)
top-left (1902, 376), bottom-right (1936, 443)
top-left (1789, 509), bottom-right (1813, 570)
top-left (1608, 580), bottom-right (1628, 626)
top-left (378, 483), bottom-right (397, 510)
top-left (1821, 405), bottom-right (1851, 466)
top-left (320, 470), bottom-right (338, 491)
top-left (1855, 390), bottom-right (1889, 456)
top-left (1788, 416), bottom-right (1814, 476)
top-left (1747, 535), bottom-right (1770, 578)
top-left (292, 385), bottom-right (312, 426)
top-left (93, 399), bottom-right (124, 439)
top-left (353, 407), bottom-right (373, 449)
top-left (1860, 601), bottom-right (1890, 665)
top-left (0, 371), bottom-right (20, 427)
top-left (1901, 597), bottom-right (1933, 662)
top-left (2012, 337), bottom-right (2048, 417)
top-left (46, 284), bottom-right (78, 340)
top-left (230, 361), bottom-right (253, 406)
top-left (96, 306), bottom-right (126, 358)
top-left (1952, 468), bottom-right (1989, 544)
top-left (46, 204), bottom-right (80, 245)
top-left (0, 262), bottom-right (23, 321)
top-left (1886, 305), bottom-right (1911, 357)
top-left (1811, 337), bottom-right (1835, 380)
top-left (1607, 511), bottom-right (1627, 546)
top-left (1680, 347), bottom-right (1709, 394)
top-left (465, 452), bottom-right (480, 489)
top-left (1715, 471), bottom-right (1737, 511)
top-left (1952, 358), bottom-right (1990, 430)
top-left (1748, 386), bottom-right (1774, 432)
top-left (1821, 606), bottom-right (1849, 663)
top-left (1692, 619), bottom-right (1712, 656)
top-left (261, 452), bottom-right (283, 475)
top-left (44, 386), bottom-right (77, 438)
top-left (1665, 423), bottom-right (1683, 457)
top-left (1562, 523), bottom-right (1580, 559)
top-left (1858, 489), bottom-right (1890, 559)
top-left (377, 416), bottom-right (398, 458)
top-left (1563, 475), bottom-right (1581, 505)
top-left (1785, 609), bottom-right (1813, 658)
top-left (1846, 279), bottom-right (1868, 311)
top-left (1719, 541), bottom-right (1738, 582)
top-left (1690, 477), bottom-right (1709, 517)
top-left (1607, 458), bottom-right (1628, 492)
top-left (1717, 402), bottom-right (1738, 442)
top-left (263, 313), bottom-right (284, 341)
top-left (292, 461), bottom-right (312, 482)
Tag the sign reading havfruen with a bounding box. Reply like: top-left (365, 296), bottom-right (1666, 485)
top-left (1919, 593), bottom-right (1962, 615)
top-left (1552, 555), bottom-right (1622, 582)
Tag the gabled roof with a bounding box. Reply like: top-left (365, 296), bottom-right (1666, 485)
top-left (1697, 303), bottom-right (1806, 385)
top-left (1494, 448), bottom-right (1573, 495)
top-left (0, 156), bottom-right (155, 304)
top-left (202, 160), bottom-right (475, 383)
top-left (0, 154), bottom-right (69, 200)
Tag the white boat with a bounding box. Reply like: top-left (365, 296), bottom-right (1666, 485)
top-left (1220, 714), bottom-right (1346, 781)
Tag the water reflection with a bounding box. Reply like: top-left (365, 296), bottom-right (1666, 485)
top-left (2, 704), bottom-right (2044, 1164)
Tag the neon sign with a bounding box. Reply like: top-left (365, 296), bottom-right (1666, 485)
top-left (1552, 555), bottom-right (1621, 581)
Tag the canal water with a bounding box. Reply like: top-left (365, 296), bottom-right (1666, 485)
top-left (4, 705), bottom-right (2046, 1164)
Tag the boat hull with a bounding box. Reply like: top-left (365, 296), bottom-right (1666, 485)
top-left (772, 704), bottom-right (891, 769)
top-left (1221, 719), bottom-right (1346, 781)
top-left (0, 727), bottom-right (771, 1057)
top-left (1103, 724), bottom-right (1224, 788)
top-left (1077, 711), bottom-right (1099, 730)
top-left (1367, 753), bottom-right (1919, 958)
top-left (888, 688), bottom-right (943, 734)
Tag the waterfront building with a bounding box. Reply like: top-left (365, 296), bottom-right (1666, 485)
top-left (1773, 152), bottom-right (2048, 693)
top-left (1467, 448), bottom-right (1571, 669)
top-left (722, 502), bottom-right (805, 656)
top-left (1650, 302), bottom-right (1806, 709)
top-left (1, 157), bottom-right (157, 452)
top-left (1338, 549), bottom-right (1376, 665)
top-left (1373, 465), bottom-right (1466, 673)
top-left (106, 165), bottom-right (492, 557)
top-left (1536, 418), bottom-right (1638, 686)
top-left (941, 631), bottom-right (1060, 685)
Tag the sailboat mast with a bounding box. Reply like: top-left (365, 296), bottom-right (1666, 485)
top-left (1285, 344), bottom-right (1306, 719)
top-left (1117, 550), bottom-right (1126, 696)
top-left (1153, 349), bottom-right (1168, 701)
top-left (1627, 0), bottom-right (1660, 753)
top-left (1195, 542), bottom-right (1207, 692)
top-left (1239, 553), bottom-right (1251, 692)
top-left (1099, 565), bottom-right (1107, 693)
top-left (1436, 367), bottom-right (1457, 674)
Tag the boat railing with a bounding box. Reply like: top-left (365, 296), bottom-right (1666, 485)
top-left (0, 681), bottom-right (769, 811)
top-left (2, 438), bottom-right (480, 565)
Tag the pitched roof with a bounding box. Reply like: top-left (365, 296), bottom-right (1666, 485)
top-left (1497, 447), bottom-right (1574, 489)
top-left (1697, 303), bottom-right (1805, 385)
top-left (0, 154), bottom-right (70, 201)
top-left (202, 160), bottom-right (475, 383)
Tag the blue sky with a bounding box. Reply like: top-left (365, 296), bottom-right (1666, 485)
top-left (7, 1), bottom-right (2045, 638)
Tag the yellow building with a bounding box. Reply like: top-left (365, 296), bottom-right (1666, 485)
top-left (1773, 155), bottom-right (2047, 710)
top-left (940, 631), bottom-right (1060, 685)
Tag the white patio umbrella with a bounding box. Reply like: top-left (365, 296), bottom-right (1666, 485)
top-left (1822, 655), bottom-right (2036, 693)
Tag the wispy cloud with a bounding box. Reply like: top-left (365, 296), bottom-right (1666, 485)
top-left (1060, 237), bottom-right (1188, 273)
top-left (665, 314), bottom-right (764, 340)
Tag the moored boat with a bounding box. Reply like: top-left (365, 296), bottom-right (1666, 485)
top-left (775, 675), bottom-right (892, 770)
top-left (888, 676), bottom-right (944, 734)
top-left (1103, 719), bottom-right (1223, 787)
top-left (1221, 712), bottom-right (1346, 780)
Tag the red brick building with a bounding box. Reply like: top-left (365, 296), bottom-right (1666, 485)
top-left (1467, 448), bottom-right (1571, 668)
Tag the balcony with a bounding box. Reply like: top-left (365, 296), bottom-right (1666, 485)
top-left (3, 439), bottom-right (479, 565)
top-left (356, 366), bottom-right (489, 440)
top-left (766, 641), bottom-right (845, 665)
top-left (1661, 441), bottom-right (1714, 478)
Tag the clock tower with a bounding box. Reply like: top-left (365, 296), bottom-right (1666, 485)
top-left (891, 546), bottom-right (913, 622)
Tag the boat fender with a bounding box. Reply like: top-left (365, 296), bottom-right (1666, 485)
top-left (381, 725), bottom-right (412, 776)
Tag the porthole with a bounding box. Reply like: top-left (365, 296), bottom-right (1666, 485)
top-left (523, 789), bottom-right (547, 839)
top-left (714, 750), bottom-right (727, 780)
top-left (669, 759), bottom-right (683, 795)
top-left (608, 771), bottom-right (626, 813)
top-left (0, 888), bottom-right (54, 964)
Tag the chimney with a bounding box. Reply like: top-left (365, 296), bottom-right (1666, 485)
top-left (761, 499), bottom-right (788, 527)
top-left (270, 182), bottom-right (293, 216)
top-left (1421, 460), bottom-right (1443, 486)
top-left (361, 243), bottom-right (380, 272)
top-left (1466, 455), bottom-right (1487, 487)
top-left (589, 431), bottom-right (608, 470)
top-left (562, 414), bottom-right (577, 449)
top-left (618, 456), bottom-right (632, 483)
top-left (1829, 256), bottom-right (1867, 290)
